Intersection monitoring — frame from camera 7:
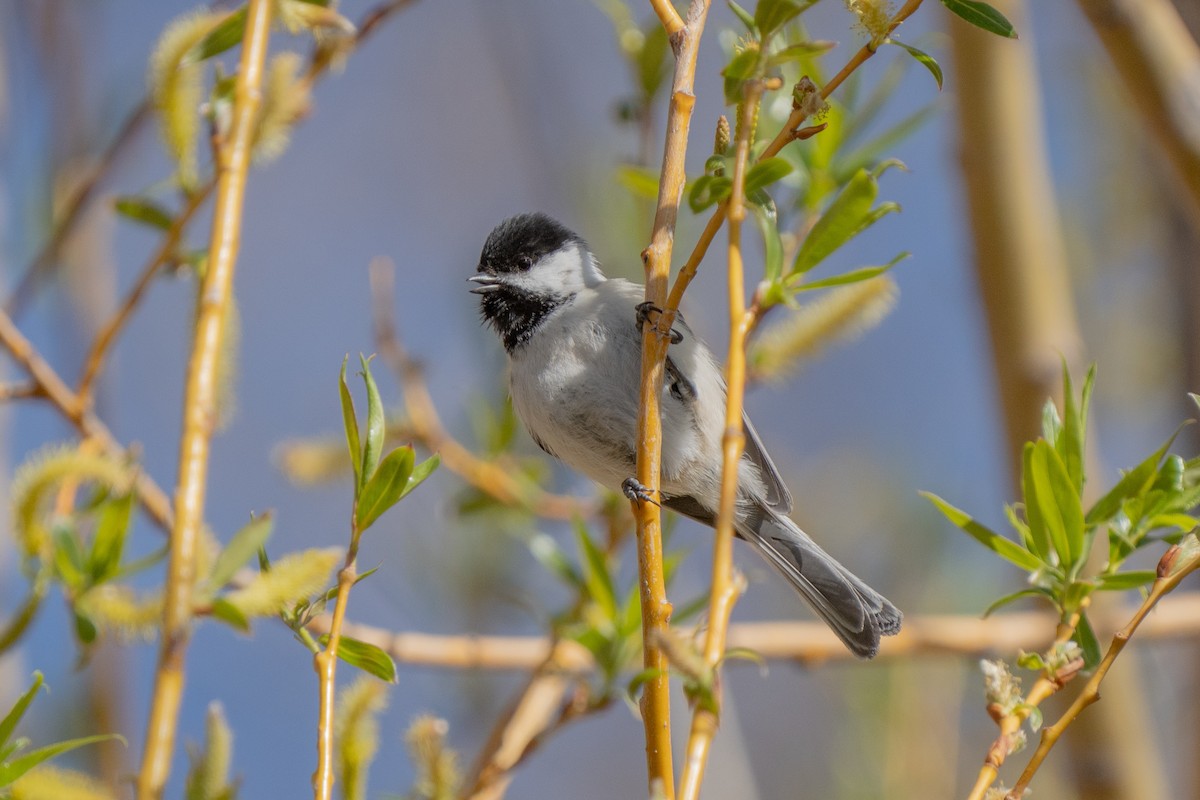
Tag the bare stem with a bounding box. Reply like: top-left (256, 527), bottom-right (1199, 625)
top-left (313, 538), bottom-right (360, 799)
top-left (303, 589), bottom-right (1200, 670)
top-left (676, 80), bottom-right (762, 800)
top-left (5, 101), bottom-right (152, 317)
top-left (635, 3), bottom-right (712, 796)
top-left (78, 180), bottom-right (216, 409)
top-left (135, 1), bottom-right (272, 795)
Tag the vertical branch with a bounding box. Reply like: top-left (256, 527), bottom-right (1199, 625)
top-left (313, 531), bottom-right (361, 800)
top-left (676, 82), bottom-right (762, 800)
top-left (135, 0), bottom-right (272, 796)
top-left (635, 3), bottom-right (711, 797)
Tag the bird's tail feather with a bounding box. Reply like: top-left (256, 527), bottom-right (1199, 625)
top-left (736, 505), bottom-right (901, 659)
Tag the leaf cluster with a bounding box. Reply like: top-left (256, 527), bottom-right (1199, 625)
top-left (925, 367), bottom-right (1200, 668)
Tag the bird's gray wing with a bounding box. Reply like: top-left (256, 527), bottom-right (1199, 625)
top-left (741, 412), bottom-right (793, 512)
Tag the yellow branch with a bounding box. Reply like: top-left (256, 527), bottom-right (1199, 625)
top-left (136, 0), bottom-right (271, 795)
top-left (634, 3), bottom-right (712, 797)
top-left (677, 79), bottom-right (762, 800)
top-left (313, 546), bottom-right (359, 799)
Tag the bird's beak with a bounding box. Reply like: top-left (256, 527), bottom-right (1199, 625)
top-left (468, 274), bottom-right (503, 294)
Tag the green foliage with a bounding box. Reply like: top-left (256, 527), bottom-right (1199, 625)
top-left (939, 0), bottom-right (1017, 38)
top-left (0, 672), bottom-right (124, 789)
top-left (925, 367), bottom-right (1200, 667)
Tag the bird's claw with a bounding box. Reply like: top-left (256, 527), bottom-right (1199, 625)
top-left (621, 477), bottom-right (661, 507)
top-left (635, 302), bottom-right (684, 344)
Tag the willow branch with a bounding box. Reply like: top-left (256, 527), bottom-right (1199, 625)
top-left (676, 79), bottom-right (762, 800)
top-left (313, 536), bottom-right (360, 800)
top-left (367, 258), bottom-right (591, 520)
top-left (649, 0), bottom-right (685, 37)
top-left (1005, 545), bottom-right (1200, 799)
top-left (665, 0), bottom-right (926, 313)
top-left (461, 640), bottom-right (596, 800)
top-left (136, 1), bottom-right (271, 795)
top-left (0, 308), bottom-right (176, 529)
top-left (1075, 0), bottom-right (1200, 229)
top-left (303, 591), bottom-right (1200, 670)
top-left (634, 3), bottom-right (712, 797)
top-left (78, 180), bottom-right (216, 409)
top-left (965, 606), bottom-right (1086, 800)
top-left (6, 101), bottom-right (152, 317)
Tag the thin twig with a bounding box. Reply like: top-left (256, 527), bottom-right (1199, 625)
top-left (304, 590), bottom-right (1200, 671)
top-left (6, 101), bottom-right (152, 318)
top-left (677, 78), bottom-right (763, 800)
top-left (1005, 545), bottom-right (1200, 799)
top-left (965, 605), bottom-right (1086, 800)
top-left (649, 0), bottom-right (685, 37)
top-left (313, 536), bottom-right (360, 799)
top-left (635, 3), bottom-right (713, 797)
top-left (367, 258), bottom-right (591, 520)
top-left (0, 382), bottom-right (42, 401)
top-left (136, 1), bottom-right (272, 795)
top-left (460, 640), bottom-right (595, 800)
top-left (0, 308), bottom-right (176, 530)
top-left (77, 180), bottom-right (217, 409)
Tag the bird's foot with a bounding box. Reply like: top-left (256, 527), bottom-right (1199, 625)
top-left (621, 477), bottom-right (661, 507)
top-left (635, 302), bottom-right (684, 344)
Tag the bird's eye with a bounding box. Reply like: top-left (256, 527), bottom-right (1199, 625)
top-left (517, 255), bottom-right (534, 270)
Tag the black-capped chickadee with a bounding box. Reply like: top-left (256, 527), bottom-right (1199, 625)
top-left (469, 213), bottom-right (901, 658)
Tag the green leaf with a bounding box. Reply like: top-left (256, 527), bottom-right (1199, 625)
top-left (616, 165), bottom-right (660, 200)
top-left (723, 48), bottom-right (761, 104)
top-left (1073, 611), bottom-right (1102, 670)
top-left (921, 492), bottom-right (1044, 572)
top-left (835, 103), bottom-right (936, 182)
top-left (753, 206), bottom-right (784, 284)
top-left (637, 24), bottom-right (670, 98)
top-left (1095, 570), bottom-right (1157, 591)
top-left (575, 520), bottom-right (618, 620)
top-left (211, 597), bottom-right (250, 632)
top-left (1028, 440), bottom-right (1085, 566)
top-left (190, 6), bottom-right (247, 61)
top-left (1041, 398), bottom-right (1062, 446)
top-left (89, 490), bottom-right (135, 583)
top-left (1021, 443), bottom-right (1052, 561)
top-left (74, 610), bottom-right (97, 645)
top-left (208, 514), bottom-right (274, 591)
top-left (792, 253), bottom-right (908, 291)
top-left (525, 532), bottom-right (583, 589)
top-left (397, 453), bottom-right (440, 503)
top-left (792, 169), bottom-right (899, 274)
top-left (766, 40), bottom-right (837, 68)
top-left (1085, 431), bottom-right (1179, 526)
top-left (114, 197), bottom-right (175, 231)
top-left (339, 357), bottom-right (362, 490)
top-left (1015, 651), bottom-right (1045, 671)
top-left (52, 529), bottom-right (86, 590)
top-left (323, 635), bottom-right (397, 683)
top-left (688, 175), bottom-right (732, 212)
top-left (887, 40), bottom-right (943, 90)
top-left (0, 733), bottom-right (126, 787)
top-left (982, 587), bottom-right (1057, 618)
top-left (0, 590), bottom-right (45, 655)
top-left (1058, 363), bottom-right (1094, 495)
top-left (939, 0), bottom-right (1017, 38)
top-left (755, 0), bottom-right (810, 38)
top-left (727, 0), bottom-right (757, 32)
top-left (355, 446), bottom-right (415, 532)
top-left (359, 355), bottom-right (386, 486)
top-left (1022, 703), bottom-right (1043, 732)
top-left (0, 673), bottom-right (43, 751)
top-left (744, 157), bottom-right (794, 194)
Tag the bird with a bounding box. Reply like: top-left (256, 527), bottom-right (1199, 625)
top-left (468, 212), bottom-right (901, 658)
